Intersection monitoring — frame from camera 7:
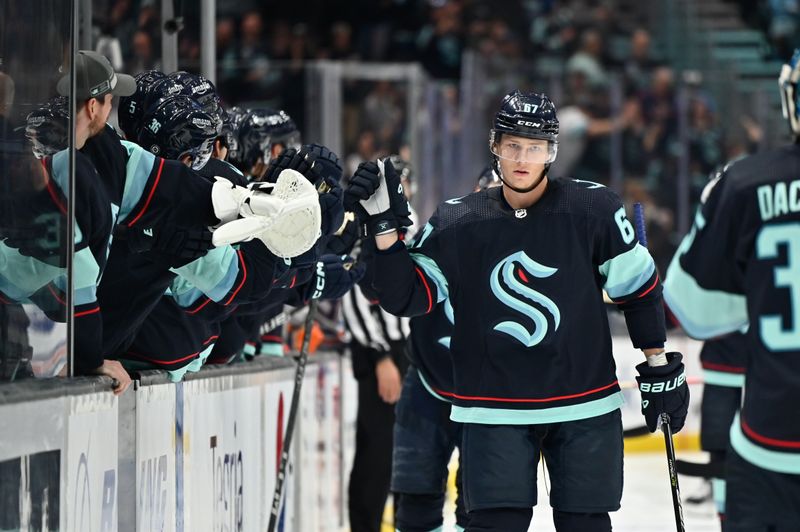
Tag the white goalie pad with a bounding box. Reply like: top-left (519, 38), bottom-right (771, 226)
top-left (212, 169), bottom-right (322, 258)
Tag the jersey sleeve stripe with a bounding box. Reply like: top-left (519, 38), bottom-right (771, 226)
top-left (599, 245), bottom-right (656, 299)
top-left (409, 252), bottom-right (448, 304)
top-left (118, 141), bottom-right (157, 221)
top-left (74, 306), bottom-right (101, 318)
top-left (663, 256), bottom-right (747, 339)
top-left (414, 267), bottom-right (434, 314)
top-left (222, 250), bottom-right (247, 306)
top-left (171, 245), bottom-right (240, 303)
top-left (126, 157), bottom-right (165, 227)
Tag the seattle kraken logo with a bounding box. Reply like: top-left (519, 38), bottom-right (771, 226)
top-left (489, 251), bottom-right (560, 347)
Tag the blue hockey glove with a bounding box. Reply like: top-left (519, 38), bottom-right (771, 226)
top-left (308, 254), bottom-right (366, 300)
top-left (635, 352), bottom-right (689, 433)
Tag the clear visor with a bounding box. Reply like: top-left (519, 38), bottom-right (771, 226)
top-left (185, 137), bottom-right (215, 170)
top-left (491, 139), bottom-right (557, 164)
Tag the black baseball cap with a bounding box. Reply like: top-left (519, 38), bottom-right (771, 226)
top-left (56, 50), bottom-right (136, 100)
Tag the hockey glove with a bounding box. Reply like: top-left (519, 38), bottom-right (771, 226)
top-left (326, 213), bottom-right (359, 256)
top-left (635, 352), bottom-right (690, 433)
top-left (116, 224), bottom-right (214, 268)
top-left (307, 254), bottom-right (366, 300)
top-left (262, 147), bottom-right (319, 184)
top-left (344, 159), bottom-right (411, 237)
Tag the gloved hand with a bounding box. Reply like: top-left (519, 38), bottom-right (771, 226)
top-left (262, 144), bottom-right (344, 237)
top-left (344, 159), bottom-right (411, 237)
top-left (308, 254), bottom-right (366, 300)
top-left (318, 178), bottom-right (345, 237)
top-left (116, 224), bottom-right (213, 268)
top-left (325, 213), bottom-right (359, 256)
top-left (262, 147), bottom-right (319, 184)
top-left (635, 352), bottom-right (690, 433)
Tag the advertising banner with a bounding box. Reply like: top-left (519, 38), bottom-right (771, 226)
top-left (65, 393), bottom-right (119, 532)
top-left (136, 383), bottom-right (177, 532)
top-left (0, 397), bottom-right (65, 532)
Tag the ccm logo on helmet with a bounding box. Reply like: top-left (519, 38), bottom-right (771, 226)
top-left (516, 120), bottom-right (542, 128)
top-left (640, 373), bottom-right (686, 393)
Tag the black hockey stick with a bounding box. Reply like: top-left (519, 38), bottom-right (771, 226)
top-left (267, 297), bottom-right (319, 532)
top-left (633, 203), bottom-right (686, 532)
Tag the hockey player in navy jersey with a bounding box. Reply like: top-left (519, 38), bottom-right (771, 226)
top-left (346, 90), bottom-right (689, 531)
top-left (392, 168), bottom-right (499, 532)
top-left (663, 51), bottom-right (800, 531)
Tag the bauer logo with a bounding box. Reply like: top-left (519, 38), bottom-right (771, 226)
top-left (640, 373), bottom-right (686, 393)
top-left (489, 251), bottom-right (560, 347)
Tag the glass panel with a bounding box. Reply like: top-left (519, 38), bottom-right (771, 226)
top-left (0, 1), bottom-right (74, 381)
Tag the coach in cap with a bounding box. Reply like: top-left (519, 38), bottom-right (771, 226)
top-left (56, 50), bottom-right (136, 149)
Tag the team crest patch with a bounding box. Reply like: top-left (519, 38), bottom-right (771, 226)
top-left (489, 251), bottom-right (560, 347)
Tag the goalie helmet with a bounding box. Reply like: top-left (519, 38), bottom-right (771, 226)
top-left (25, 97), bottom-right (69, 159)
top-left (136, 95), bottom-right (221, 170)
top-left (779, 49), bottom-right (800, 137)
top-left (117, 70), bottom-right (166, 139)
top-left (231, 108), bottom-right (301, 171)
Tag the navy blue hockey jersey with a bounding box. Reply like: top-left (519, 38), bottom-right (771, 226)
top-left (374, 179), bottom-right (665, 424)
top-left (664, 146), bottom-right (800, 474)
top-left (699, 332), bottom-right (748, 388)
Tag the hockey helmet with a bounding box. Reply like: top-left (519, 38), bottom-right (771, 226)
top-left (25, 97), bottom-right (69, 159)
top-left (136, 95), bottom-right (221, 170)
top-left (117, 70), bottom-right (166, 139)
top-left (489, 90), bottom-right (559, 164)
top-left (167, 71), bottom-right (226, 125)
top-left (233, 108), bottom-right (301, 171)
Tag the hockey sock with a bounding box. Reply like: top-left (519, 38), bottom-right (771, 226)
top-left (466, 507), bottom-right (531, 532)
top-left (394, 492), bottom-right (446, 532)
top-left (552, 509), bottom-right (611, 532)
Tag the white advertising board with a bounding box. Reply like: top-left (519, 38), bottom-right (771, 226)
top-left (136, 383), bottom-right (176, 532)
top-left (182, 379), bottom-right (264, 532)
top-left (0, 397), bottom-right (65, 532)
top-left (262, 367), bottom-right (296, 532)
top-left (65, 392), bottom-right (119, 532)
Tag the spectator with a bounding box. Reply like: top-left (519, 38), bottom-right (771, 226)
top-left (129, 29), bottom-right (160, 74)
top-left (417, 1), bottom-right (465, 79)
top-left (623, 28), bottom-right (659, 95)
top-left (566, 29), bottom-right (609, 87)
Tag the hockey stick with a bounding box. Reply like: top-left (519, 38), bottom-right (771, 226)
top-left (267, 297), bottom-right (319, 532)
top-left (633, 203), bottom-right (686, 532)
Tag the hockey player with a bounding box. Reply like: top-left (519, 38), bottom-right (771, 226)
top-left (1, 96), bottom-right (131, 392)
top-left (227, 108), bottom-right (300, 181)
top-left (59, 51), bottom-right (333, 362)
top-left (391, 167), bottom-right (499, 532)
top-left (346, 90), bottom-right (689, 531)
top-left (342, 155), bottom-right (418, 532)
top-left (663, 51), bottom-right (800, 531)
top-left (135, 94), bottom-right (220, 170)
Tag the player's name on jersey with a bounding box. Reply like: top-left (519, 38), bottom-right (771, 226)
top-left (757, 178), bottom-right (800, 221)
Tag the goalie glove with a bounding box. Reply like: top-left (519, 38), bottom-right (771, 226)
top-left (635, 352), bottom-right (690, 433)
top-left (211, 169), bottom-right (322, 258)
top-left (344, 158), bottom-right (412, 237)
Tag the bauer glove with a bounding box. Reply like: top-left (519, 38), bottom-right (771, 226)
top-left (635, 352), bottom-right (690, 433)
